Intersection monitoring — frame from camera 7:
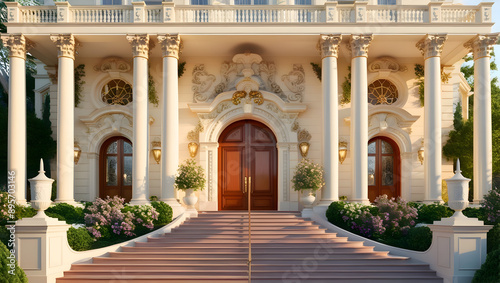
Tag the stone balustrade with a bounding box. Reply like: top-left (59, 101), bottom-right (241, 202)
top-left (6, 2), bottom-right (492, 24)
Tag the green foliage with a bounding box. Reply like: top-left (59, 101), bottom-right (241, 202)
top-left (453, 102), bottom-right (463, 131)
top-left (463, 207), bottom-right (486, 221)
top-left (148, 73), bottom-right (159, 107)
top-left (45, 203), bottom-right (84, 224)
top-left (414, 64), bottom-right (425, 107)
top-left (0, 241), bottom-right (28, 282)
top-left (341, 66), bottom-right (351, 105)
top-left (26, 116), bottom-right (56, 187)
top-left (310, 62), bottom-right (321, 81)
top-left (74, 64), bottom-right (85, 107)
top-left (414, 203), bottom-right (454, 224)
top-left (291, 159), bottom-right (325, 192)
top-left (407, 227), bottom-right (433, 251)
top-left (178, 61), bottom-right (186, 78)
top-left (0, 226), bottom-right (9, 247)
top-left (150, 201), bottom-right (173, 225)
top-left (472, 247), bottom-right (500, 283)
top-left (51, 181), bottom-right (57, 201)
top-left (67, 227), bottom-right (93, 251)
top-left (487, 224), bottom-right (500, 254)
top-left (174, 159), bottom-right (206, 191)
top-left (14, 206), bottom-right (36, 221)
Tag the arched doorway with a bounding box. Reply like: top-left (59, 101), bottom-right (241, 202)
top-left (368, 137), bottom-right (401, 202)
top-left (218, 120), bottom-right (278, 210)
top-left (99, 137), bottom-right (133, 202)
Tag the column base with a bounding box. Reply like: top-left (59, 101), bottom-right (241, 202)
top-left (350, 198), bottom-right (370, 205)
top-left (129, 199), bottom-right (151, 206)
top-left (161, 198), bottom-right (185, 219)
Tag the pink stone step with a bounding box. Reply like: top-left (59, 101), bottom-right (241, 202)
top-left (170, 229), bottom-right (327, 234)
top-left (134, 241), bottom-right (360, 248)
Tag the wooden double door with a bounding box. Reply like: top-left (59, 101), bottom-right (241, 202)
top-left (368, 137), bottom-right (401, 202)
top-left (99, 137), bottom-right (133, 202)
top-left (218, 120), bottom-right (278, 210)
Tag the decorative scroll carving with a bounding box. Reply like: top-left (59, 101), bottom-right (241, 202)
top-left (348, 34), bottom-right (373, 58)
top-left (231, 91), bottom-right (264, 106)
top-left (50, 34), bottom-right (76, 60)
top-left (317, 34), bottom-right (342, 58)
top-left (297, 129), bottom-right (312, 142)
top-left (192, 64), bottom-right (216, 102)
top-left (281, 64), bottom-right (305, 102)
top-left (94, 57), bottom-right (131, 73)
top-left (126, 34), bottom-right (150, 59)
top-left (199, 101), bottom-right (233, 120)
top-left (44, 66), bottom-right (58, 84)
top-left (1, 34), bottom-right (34, 60)
top-left (157, 34), bottom-right (182, 59)
top-left (464, 34), bottom-right (499, 60)
top-left (249, 91), bottom-right (264, 105)
top-left (416, 34), bottom-right (447, 59)
top-left (368, 57), bottom-right (407, 73)
top-left (187, 122), bottom-right (204, 142)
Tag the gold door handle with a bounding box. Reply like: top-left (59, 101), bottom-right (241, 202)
top-left (244, 176), bottom-right (248, 193)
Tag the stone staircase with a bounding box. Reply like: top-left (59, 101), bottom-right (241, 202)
top-left (57, 212), bottom-right (443, 282)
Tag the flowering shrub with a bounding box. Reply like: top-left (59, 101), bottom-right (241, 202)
top-left (175, 159), bottom-right (206, 191)
top-left (481, 186), bottom-right (500, 224)
top-left (0, 192), bottom-right (36, 225)
top-left (291, 159), bottom-right (325, 192)
top-left (84, 196), bottom-right (134, 239)
top-left (122, 204), bottom-right (159, 231)
top-left (373, 195), bottom-right (418, 238)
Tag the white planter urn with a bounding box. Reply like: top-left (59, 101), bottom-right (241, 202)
top-left (446, 160), bottom-right (470, 218)
top-left (183, 188), bottom-right (198, 209)
top-left (28, 159), bottom-right (54, 218)
top-left (301, 190), bottom-right (316, 208)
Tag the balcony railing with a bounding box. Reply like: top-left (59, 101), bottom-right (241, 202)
top-left (6, 2), bottom-right (492, 25)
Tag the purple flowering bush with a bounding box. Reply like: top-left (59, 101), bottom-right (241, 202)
top-left (373, 195), bottom-right (418, 238)
top-left (481, 186), bottom-right (500, 224)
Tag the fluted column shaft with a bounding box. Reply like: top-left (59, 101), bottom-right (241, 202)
top-left (51, 34), bottom-right (77, 205)
top-left (2, 34), bottom-right (28, 205)
top-left (417, 34), bottom-right (447, 203)
top-left (349, 35), bottom-right (372, 205)
top-left (158, 34), bottom-right (184, 217)
top-left (465, 34), bottom-right (499, 202)
top-left (127, 34), bottom-right (150, 205)
top-left (318, 34), bottom-right (342, 205)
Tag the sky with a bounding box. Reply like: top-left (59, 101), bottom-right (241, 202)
top-left (461, 0), bottom-right (500, 81)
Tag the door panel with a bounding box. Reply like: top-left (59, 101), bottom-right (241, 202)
top-left (368, 137), bottom-right (401, 202)
top-left (100, 137), bottom-right (133, 202)
top-left (218, 120), bottom-right (277, 210)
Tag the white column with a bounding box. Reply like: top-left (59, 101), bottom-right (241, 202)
top-left (50, 34), bottom-right (77, 205)
top-left (349, 34), bottom-right (372, 205)
top-left (127, 34), bottom-right (150, 205)
top-left (465, 34), bottom-right (499, 202)
top-left (158, 34), bottom-right (184, 217)
top-left (317, 34), bottom-right (342, 207)
top-left (416, 34), bottom-right (447, 204)
top-left (1, 34), bottom-right (28, 205)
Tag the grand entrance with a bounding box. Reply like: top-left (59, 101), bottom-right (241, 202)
top-left (368, 136), bottom-right (401, 202)
top-left (218, 120), bottom-right (278, 210)
top-left (99, 136), bottom-right (133, 202)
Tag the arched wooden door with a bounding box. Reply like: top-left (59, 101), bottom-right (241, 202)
top-left (218, 120), bottom-right (278, 210)
top-left (99, 137), bottom-right (133, 202)
top-left (368, 137), bottom-right (401, 202)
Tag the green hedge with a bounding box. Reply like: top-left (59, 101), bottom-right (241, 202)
top-left (151, 201), bottom-right (173, 225)
top-left (67, 227), bottom-right (93, 251)
top-left (45, 203), bottom-right (84, 224)
top-left (0, 241), bottom-right (28, 282)
top-left (472, 248), bottom-right (500, 283)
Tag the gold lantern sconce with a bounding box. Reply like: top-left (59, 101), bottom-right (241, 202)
top-left (339, 141), bottom-right (348, 164)
top-left (152, 142), bottom-right (161, 164)
top-left (74, 142), bottom-right (81, 165)
top-left (299, 142), bottom-right (310, 158)
top-left (188, 142), bottom-right (199, 158)
top-left (418, 140), bottom-right (424, 165)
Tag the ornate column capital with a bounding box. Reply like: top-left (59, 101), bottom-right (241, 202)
top-left (464, 34), bottom-right (500, 60)
top-left (348, 34), bottom-right (373, 58)
top-left (157, 34), bottom-right (182, 59)
top-left (126, 34), bottom-right (150, 59)
top-left (318, 34), bottom-right (342, 59)
top-left (50, 34), bottom-right (77, 60)
top-left (416, 34), bottom-right (447, 59)
top-left (1, 34), bottom-right (34, 60)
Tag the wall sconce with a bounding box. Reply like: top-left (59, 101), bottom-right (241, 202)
top-left (418, 140), bottom-right (424, 165)
top-left (339, 141), bottom-right (348, 164)
top-left (152, 141), bottom-right (161, 164)
top-left (74, 142), bottom-right (81, 165)
top-left (299, 142), bottom-right (310, 158)
top-left (188, 142), bottom-right (199, 158)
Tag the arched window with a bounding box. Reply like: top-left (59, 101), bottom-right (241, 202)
top-left (368, 79), bottom-right (398, 105)
top-left (101, 79), bottom-right (133, 106)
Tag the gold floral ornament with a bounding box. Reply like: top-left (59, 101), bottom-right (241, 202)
top-left (368, 79), bottom-right (398, 105)
top-left (232, 90), bottom-right (264, 105)
top-left (232, 91), bottom-right (247, 105)
top-left (249, 91), bottom-right (264, 105)
top-left (102, 79), bottom-right (133, 105)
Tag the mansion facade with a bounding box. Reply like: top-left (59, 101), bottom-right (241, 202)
top-left (2, 0), bottom-right (498, 216)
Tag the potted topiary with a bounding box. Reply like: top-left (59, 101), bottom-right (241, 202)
top-left (174, 159), bottom-right (206, 208)
top-left (291, 159), bottom-right (324, 208)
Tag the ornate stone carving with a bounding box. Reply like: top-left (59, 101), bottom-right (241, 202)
top-left (297, 129), bottom-right (312, 142)
top-left (1, 34), bottom-right (33, 60)
top-left (199, 101), bottom-right (233, 120)
top-left (348, 34), bottom-right (373, 58)
top-left (291, 121), bottom-right (300, 132)
top-left (94, 57), bottom-right (131, 73)
top-left (317, 34), bottom-right (342, 58)
top-left (281, 64), bottom-right (305, 102)
top-left (464, 34), bottom-right (499, 60)
top-left (416, 34), bottom-right (447, 59)
top-left (126, 34), bottom-right (150, 59)
top-left (192, 64), bottom-right (216, 102)
top-left (44, 66), bottom-right (58, 84)
top-left (157, 34), bottom-right (181, 59)
top-left (231, 91), bottom-right (264, 106)
top-left (368, 57), bottom-right (407, 73)
top-left (187, 122), bottom-right (204, 142)
top-left (50, 34), bottom-right (77, 60)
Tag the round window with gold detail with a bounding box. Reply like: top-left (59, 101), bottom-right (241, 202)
top-left (101, 79), bottom-right (133, 106)
top-left (368, 79), bottom-right (398, 105)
